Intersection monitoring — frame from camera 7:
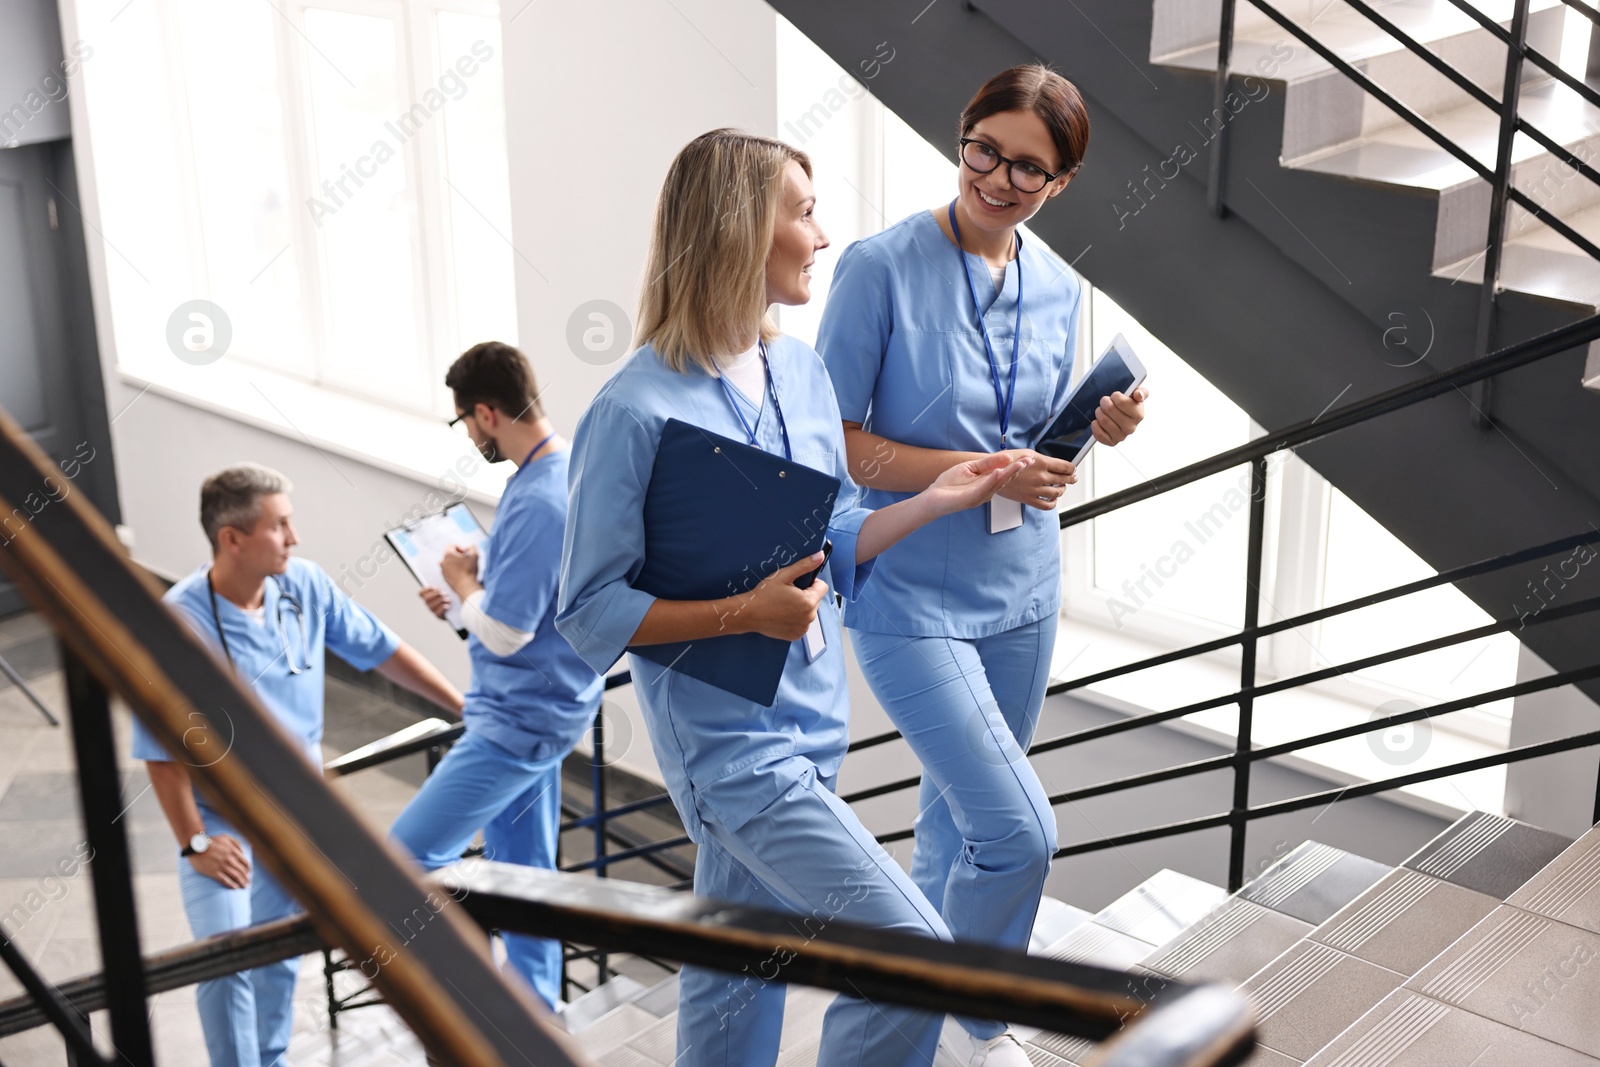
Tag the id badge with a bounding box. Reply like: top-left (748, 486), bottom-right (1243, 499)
top-left (988, 497), bottom-right (1024, 534)
top-left (803, 617), bottom-right (827, 663)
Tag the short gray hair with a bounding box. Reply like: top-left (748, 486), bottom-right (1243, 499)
top-left (200, 464), bottom-right (292, 550)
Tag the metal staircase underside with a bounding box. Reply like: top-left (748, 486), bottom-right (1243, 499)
top-left (768, 0), bottom-right (1600, 705)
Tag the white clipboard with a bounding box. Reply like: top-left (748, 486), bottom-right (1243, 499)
top-left (385, 502), bottom-right (488, 638)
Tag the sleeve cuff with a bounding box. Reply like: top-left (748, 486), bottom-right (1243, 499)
top-left (463, 589), bottom-right (535, 657)
top-left (555, 581), bottom-right (657, 675)
top-left (824, 506), bottom-right (876, 603)
top-left (345, 626), bottom-right (402, 672)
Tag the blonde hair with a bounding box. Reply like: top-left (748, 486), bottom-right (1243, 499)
top-left (637, 129), bottom-right (811, 374)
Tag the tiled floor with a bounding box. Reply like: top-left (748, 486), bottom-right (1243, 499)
top-left (0, 611), bottom-right (674, 1065)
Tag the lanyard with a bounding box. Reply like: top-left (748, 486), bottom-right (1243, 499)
top-left (948, 200), bottom-right (1023, 447)
top-left (717, 341), bottom-right (792, 461)
top-left (514, 432), bottom-right (556, 475)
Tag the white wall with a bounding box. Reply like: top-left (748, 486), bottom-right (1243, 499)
top-left (500, 0), bottom-right (778, 439)
top-left (1505, 645), bottom-right (1600, 837)
top-left (1, 0), bottom-right (72, 147)
top-left (78, 0), bottom-right (782, 788)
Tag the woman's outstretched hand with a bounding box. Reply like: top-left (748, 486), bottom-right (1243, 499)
top-left (923, 452), bottom-right (1033, 517)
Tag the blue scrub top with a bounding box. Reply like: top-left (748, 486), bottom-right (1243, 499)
top-left (555, 337), bottom-right (874, 840)
top-left (817, 209), bottom-right (1083, 640)
top-left (132, 558), bottom-right (401, 794)
top-left (465, 449), bottom-right (604, 762)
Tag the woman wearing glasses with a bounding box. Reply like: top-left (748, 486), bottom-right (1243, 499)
top-left (816, 65), bottom-right (1147, 1066)
top-left (557, 129), bottom-right (1029, 1067)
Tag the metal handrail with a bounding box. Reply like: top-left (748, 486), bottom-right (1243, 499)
top-left (0, 863), bottom-right (1259, 1067)
top-left (1056, 308), bottom-right (1600, 526)
top-left (841, 594), bottom-right (1600, 811)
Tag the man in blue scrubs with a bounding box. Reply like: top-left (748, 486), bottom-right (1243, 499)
top-left (138, 463), bottom-right (465, 1067)
top-left (390, 341), bottom-right (604, 1009)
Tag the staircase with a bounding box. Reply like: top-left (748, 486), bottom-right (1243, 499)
top-left (770, 0), bottom-right (1600, 710)
top-left (557, 811), bottom-right (1600, 1066)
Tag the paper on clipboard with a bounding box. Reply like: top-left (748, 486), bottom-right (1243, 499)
top-left (385, 503), bottom-right (488, 635)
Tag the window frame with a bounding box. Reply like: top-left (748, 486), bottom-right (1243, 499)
top-left (156, 0), bottom-right (509, 419)
top-left (1057, 279), bottom-right (1513, 749)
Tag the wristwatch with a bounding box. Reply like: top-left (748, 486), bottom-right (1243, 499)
top-left (181, 832), bottom-right (212, 857)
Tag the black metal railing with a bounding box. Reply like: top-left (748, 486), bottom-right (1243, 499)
top-left (840, 305), bottom-right (1600, 890)
top-left (1209, 0), bottom-right (1600, 421)
top-left (0, 406), bottom-right (1257, 1066)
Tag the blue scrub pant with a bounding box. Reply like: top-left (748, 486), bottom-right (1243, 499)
top-left (677, 761), bottom-right (951, 1067)
top-left (177, 811), bottom-right (302, 1067)
top-left (388, 729), bottom-right (564, 1009)
top-left (851, 616), bottom-right (1059, 1041)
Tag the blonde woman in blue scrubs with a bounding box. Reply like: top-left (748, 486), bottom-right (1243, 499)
top-left (557, 129), bottom-right (1032, 1067)
top-left (817, 66), bottom-right (1147, 1066)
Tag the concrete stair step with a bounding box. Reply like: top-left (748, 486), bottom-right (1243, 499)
top-left (1303, 988), bottom-right (1600, 1067)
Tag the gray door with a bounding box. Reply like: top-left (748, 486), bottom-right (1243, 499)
top-left (0, 140), bottom-right (117, 616)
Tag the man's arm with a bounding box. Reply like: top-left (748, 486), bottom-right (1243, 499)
top-left (375, 643), bottom-right (466, 719)
top-left (146, 760), bottom-right (251, 889)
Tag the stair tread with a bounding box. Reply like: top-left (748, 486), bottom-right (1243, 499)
top-left (1309, 867), bottom-right (1500, 977)
top-left (1041, 920), bottom-right (1160, 970)
top-left (1239, 842), bottom-right (1393, 926)
top-left (1402, 811), bottom-right (1573, 899)
top-left (1154, 0), bottom-right (1564, 78)
top-left (1242, 941), bottom-right (1408, 1062)
top-left (1303, 988), bottom-right (1600, 1067)
top-left (1507, 821), bottom-right (1600, 934)
top-left (1031, 896), bottom-right (1094, 954)
top-left (1143, 898), bottom-right (1315, 984)
top-left (559, 973), bottom-right (647, 1034)
top-left (1089, 868), bottom-right (1230, 946)
top-left (1405, 903), bottom-right (1600, 1056)
top-left (1294, 81), bottom-right (1600, 188)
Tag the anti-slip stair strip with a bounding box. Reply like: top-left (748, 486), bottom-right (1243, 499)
top-left (1149, 900), bottom-right (1262, 975)
top-left (1252, 844), bottom-right (1345, 908)
top-left (1320, 993), bottom-right (1450, 1067)
top-left (1049, 923), bottom-right (1124, 962)
top-left (1097, 888), bottom-right (1171, 935)
top-left (1249, 942), bottom-right (1345, 1021)
top-left (1030, 1031), bottom-right (1094, 1061)
top-left (1414, 814), bottom-right (1512, 879)
top-left (1320, 870), bottom-right (1436, 952)
top-left (1421, 909), bottom-right (1548, 1003)
top-left (1517, 837), bottom-right (1600, 918)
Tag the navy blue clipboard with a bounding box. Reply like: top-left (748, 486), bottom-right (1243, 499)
top-left (633, 418), bottom-right (840, 706)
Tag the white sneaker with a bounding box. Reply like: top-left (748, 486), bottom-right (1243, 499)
top-left (936, 1018), bottom-right (1033, 1066)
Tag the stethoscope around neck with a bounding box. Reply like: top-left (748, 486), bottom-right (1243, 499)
top-left (207, 571), bottom-right (313, 675)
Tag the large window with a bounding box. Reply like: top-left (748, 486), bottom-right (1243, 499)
top-left (1064, 285), bottom-right (1517, 742)
top-left (78, 0), bottom-right (514, 418)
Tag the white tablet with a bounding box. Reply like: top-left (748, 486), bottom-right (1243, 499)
top-left (1036, 333), bottom-right (1148, 467)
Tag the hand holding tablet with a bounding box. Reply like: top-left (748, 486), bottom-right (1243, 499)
top-left (1037, 333), bottom-right (1149, 466)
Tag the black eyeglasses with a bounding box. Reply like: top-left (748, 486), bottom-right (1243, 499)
top-left (959, 138), bottom-right (1065, 194)
top-left (447, 413), bottom-right (468, 432)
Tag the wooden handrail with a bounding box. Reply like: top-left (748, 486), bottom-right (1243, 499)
top-left (0, 408), bottom-right (583, 1067)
